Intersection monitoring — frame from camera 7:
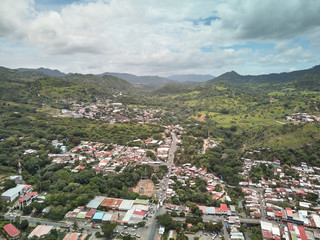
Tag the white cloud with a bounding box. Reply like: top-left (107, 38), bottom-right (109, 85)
top-left (0, 0), bottom-right (319, 76)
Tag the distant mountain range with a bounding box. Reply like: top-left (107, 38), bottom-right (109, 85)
top-left (12, 64), bottom-right (320, 89)
top-left (211, 65), bottom-right (320, 85)
top-left (17, 67), bottom-right (67, 77)
top-left (98, 72), bottom-right (174, 87)
top-left (166, 74), bottom-right (214, 82)
top-left (15, 68), bottom-right (214, 86)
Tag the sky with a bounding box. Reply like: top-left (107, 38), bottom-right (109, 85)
top-left (0, 0), bottom-right (320, 77)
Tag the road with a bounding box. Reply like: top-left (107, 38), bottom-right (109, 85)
top-left (251, 187), bottom-right (266, 220)
top-left (149, 131), bottom-right (178, 240)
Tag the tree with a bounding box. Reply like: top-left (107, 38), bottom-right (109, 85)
top-left (146, 150), bottom-right (156, 160)
top-left (101, 221), bottom-right (117, 239)
top-left (3, 179), bottom-right (16, 190)
top-left (20, 219), bottom-right (29, 230)
top-left (73, 221), bottom-right (78, 230)
top-left (23, 206), bottom-right (33, 215)
top-left (156, 213), bottom-right (174, 229)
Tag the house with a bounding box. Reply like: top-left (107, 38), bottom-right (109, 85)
top-left (220, 204), bottom-right (228, 215)
top-left (3, 223), bottom-right (20, 238)
top-left (63, 232), bottom-right (80, 240)
top-left (18, 192), bottom-right (38, 209)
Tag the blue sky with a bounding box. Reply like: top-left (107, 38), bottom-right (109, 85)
top-left (0, 0), bottom-right (319, 76)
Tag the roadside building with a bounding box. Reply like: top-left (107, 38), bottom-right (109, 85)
top-left (220, 204), bottom-right (228, 215)
top-left (3, 223), bottom-right (20, 239)
top-left (28, 225), bottom-right (53, 238)
top-left (85, 209), bottom-right (96, 221)
top-left (206, 207), bottom-right (216, 215)
top-left (92, 211), bottom-right (104, 223)
top-left (134, 199), bottom-right (149, 205)
top-left (119, 200), bottom-right (134, 211)
top-left (18, 192), bottom-right (38, 209)
top-left (86, 196), bottom-right (105, 209)
top-left (76, 212), bottom-right (87, 221)
top-left (0, 184), bottom-right (29, 202)
top-left (63, 232), bottom-right (80, 240)
top-left (230, 232), bottom-right (245, 240)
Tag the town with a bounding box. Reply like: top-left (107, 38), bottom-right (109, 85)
top-left (2, 117), bottom-right (320, 240)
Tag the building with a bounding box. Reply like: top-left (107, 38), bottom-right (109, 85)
top-left (18, 192), bottom-right (38, 209)
top-left (3, 223), bottom-right (20, 238)
top-left (63, 232), bottom-right (80, 240)
top-left (86, 196), bottom-right (105, 209)
top-left (0, 184), bottom-right (29, 202)
top-left (220, 204), bottom-right (228, 214)
top-left (28, 225), bottom-right (53, 238)
top-left (159, 226), bottom-right (165, 235)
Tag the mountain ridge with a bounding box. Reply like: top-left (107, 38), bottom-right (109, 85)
top-left (210, 64), bottom-right (320, 84)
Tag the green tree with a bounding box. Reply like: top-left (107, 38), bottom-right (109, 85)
top-left (101, 221), bottom-right (117, 239)
top-left (20, 219), bottom-right (29, 230)
top-left (23, 206), bottom-right (33, 215)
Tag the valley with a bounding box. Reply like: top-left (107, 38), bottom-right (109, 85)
top-left (1, 65), bottom-right (320, 240)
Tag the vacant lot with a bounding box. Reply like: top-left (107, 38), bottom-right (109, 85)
top-left (132, 179), bottom-right (155, 197)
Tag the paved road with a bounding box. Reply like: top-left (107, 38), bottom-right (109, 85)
top-left (149, 132), bottom-right (178, 240)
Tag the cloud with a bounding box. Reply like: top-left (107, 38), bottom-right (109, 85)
top-left (215, 0), bottom-right (320, 40)
top-left (0, 0), bottom-right (319, 76)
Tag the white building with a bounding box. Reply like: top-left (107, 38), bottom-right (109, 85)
top-left (0, 184), bottom-right (28, 202)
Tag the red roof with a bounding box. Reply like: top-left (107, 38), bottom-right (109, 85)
top-left (75, 165), bottom-right (86, 170)
top-left (287, 223), bottom-right (294, 232)
top-left (220, 204), bottom-right (228, 212)
top-left (133, 210), bottom-right (148, 216)
top-left (3, 223), bottom-right (20, 237)
top-left (286, 208), bottom-right (293, 218)
top-left (23, 185), bottom-right (31, 189)
top-left (86, 209), bottom-right (97, 218)
top-left (275, 211), bottom-right (282, 217)
top-left (262, 230), bottom-right (273, 239)
top-left (298, 226), bottom-right (308, 240)
top-left (215, 207), bottom-right (221, 213)
top-left (19, 192), bottom-right (37, 202)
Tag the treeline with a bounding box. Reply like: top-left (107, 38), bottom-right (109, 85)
top-left (21, 165), bottom-right (154, 221)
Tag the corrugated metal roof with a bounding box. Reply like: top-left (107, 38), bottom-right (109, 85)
top-left (220, 203), bottom-right (228, 212)
top-left (101, 198), bottom-right (114, 207)
top-left (63, 232), bottom-right (80, 240)
top-left (205, 207), bottom-right (215, 214)
top-left (119, 200), bottom-right (134, 210)
top-left (102, 213), bottom-right (113, 221)
top-left (3, 223), bottom-right (20, 237)
top-left (28, 225), bottom-right (53, 238)
top-left (93, 212), bottom-right (104, 220)
top-left (86, 209), bottom-right (96, 218)
top-left (134, 199), bottom-right (149, 205)
top-left (1, 184), bottom-right (26, 197)
top-left (76, 211), bottom-right (87, 219)
top-left (86, 196), bottom-right (105, 209)
top-left (261, 221), bottom-right (273, 231)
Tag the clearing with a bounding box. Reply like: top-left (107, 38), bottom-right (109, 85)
top-left (132, 179), bottom-right (155, 197)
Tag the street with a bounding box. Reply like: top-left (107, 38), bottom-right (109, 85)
top-left (149, 131), bottom-right (178, 240)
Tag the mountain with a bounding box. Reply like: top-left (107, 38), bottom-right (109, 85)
top-left (17, 67), bottom-right (67, 77)
top-left (98, 72), bottom-right (174, 87)
top-left (0, 67), bottom-right (133, 103)
top-left (62, 73), bottom-right (133, 91)
top-left (166, 74), bottom-right (214, 82)
top-left (210, 65), bottom-right (320, 85)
